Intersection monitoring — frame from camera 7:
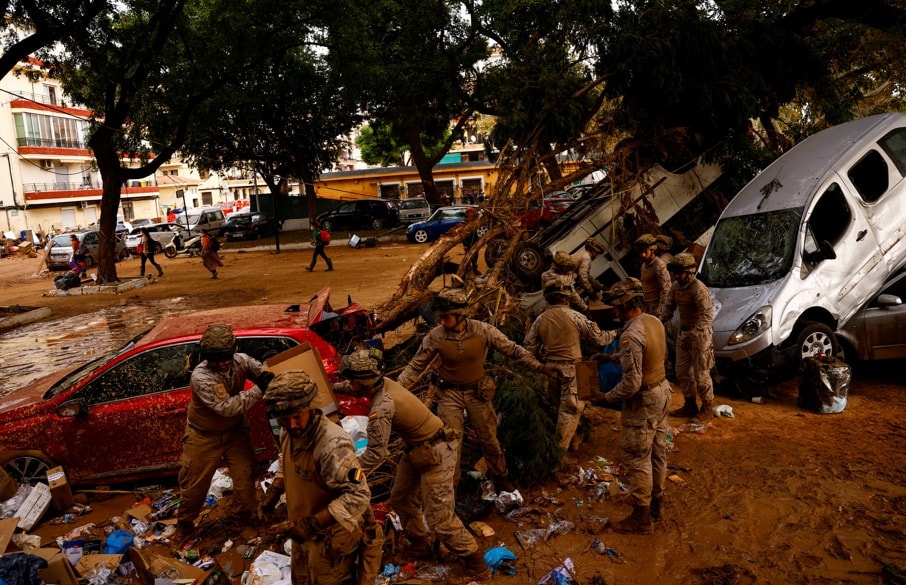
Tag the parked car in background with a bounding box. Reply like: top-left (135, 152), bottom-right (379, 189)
top-left (407, 205), bottom-right (481, 243)
top-left (395, 197), bottom-right (432, 224)
top-left (45, 230), bottom-right (129, 270)
top-left (222, 212), bottom-right (278, 240)
top-left (172, 207), bottom-right (226, 235)
top-left (0, 303), bottom-right (341, 486)
top-left (517, 197), bottom-right (574, 231)
top-left (837, 270), bottom-right (906, 364)
top-left (316, 199), bottom-right (399, 231)
top-left (124, 223), bottom-right (188, 254)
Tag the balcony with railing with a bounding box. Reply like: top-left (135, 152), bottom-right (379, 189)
top-left (17, 137), bottom-right (89, 150)
top-left (9, 90), bottom-right (75, 108)
top-left (25, 179), bottom-right (97, 193)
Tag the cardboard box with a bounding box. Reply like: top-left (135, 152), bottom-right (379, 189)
top-left (265, 343), bottom-right (339, 422)
top-left (46, 466), bottom-right (75, 512)
top-left (76, 554), bottom-right (124, 576)
top-left (129, 547), bottom-right (226, 585)
top-left (31, 547), bottom-right (80, 585)
top-left (576, 360), bottom-right (606, 401)
top-left (15, 482), bottom-right (52, 531)
top-left (0, 517), bottom-right (19, 553)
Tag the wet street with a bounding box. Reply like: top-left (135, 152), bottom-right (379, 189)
top-left (0, 297), bottom-right (209, 397)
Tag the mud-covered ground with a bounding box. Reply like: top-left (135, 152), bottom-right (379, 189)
top-left (4, 240), bottom-right (906, 585)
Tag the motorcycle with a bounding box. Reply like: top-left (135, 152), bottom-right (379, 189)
top-left (163, 233), bottom-right (203, 258)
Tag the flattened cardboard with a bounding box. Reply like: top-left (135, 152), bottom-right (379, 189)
top-left (125, 504), bottom-right (153, 523)
top-left (265, 342), bottom-right (339, 421)
top-left (576, 360), bottom-right (605, 401)
top-left (0, 517), bottom-right (19, 553)
top-left (76, 554), bottom-right (123, 575)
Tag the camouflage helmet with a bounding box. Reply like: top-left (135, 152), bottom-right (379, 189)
top-left (264, 370), bottom-right (319, 417)
top-left (634, 234), bottom-right (657, 251)
top-left (584, 238), bottom-right (605, 254)
top-left (605, 277), bottom-right (644, 306)
top-left (432, 287), bottom-right (470, 316)
top-left (552, 251), bottom-right (577, 271)
top-left (340, 348), bottom-right (385, 386)
top-left (543, 281), bottom-right (574, 301)
top-left (667, 252), bottom-right (698, 274)
top-left (655, 234), bottom-right (673, 251)
top-left (200, 323), bottom-right (237, 362)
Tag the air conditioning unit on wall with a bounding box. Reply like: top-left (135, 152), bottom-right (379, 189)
top-left (80, 201), bottom-right (89, 209)
top-left (40, 159), bottom-right (53, 170)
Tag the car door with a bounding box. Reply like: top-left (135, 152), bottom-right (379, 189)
top-left (331, 202), bottom-right (358, 230)
top-left (81, 231), bottom-right (100, 262)
top-left (56, 341), bottom-right (198, 482)
top-left (859, 272), bottom-right (906, 360)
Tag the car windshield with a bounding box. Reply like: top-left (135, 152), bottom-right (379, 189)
top-left (699, 209), bottom-right (802, 288)
top-left (52, 234), bottom-right (74, 247)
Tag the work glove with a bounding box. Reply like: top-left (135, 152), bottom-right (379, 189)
top-left (591, 353), bottom-right (618, 364)
top-left (286, 516), bottom-right (326, 542)
top-left (257, 485), bottom-right (283, 521)
top-left (257, 370), bottom-right (275, 393)
top-left (542, 365), bottom-right (561, 385)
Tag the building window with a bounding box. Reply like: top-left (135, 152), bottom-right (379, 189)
top-left (122, 201), bottom-right (134, 221)
top-left (202, 192), bottom-right (213, 206)
top-left (379, 183), bottom-right (401, 199)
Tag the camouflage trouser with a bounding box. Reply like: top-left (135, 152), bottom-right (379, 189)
top-left (435, 384), bottom-right (508, 480)
top-left (390, 438), bottom-right (477, 557)
top-left (675, 331), bottom-right (714, 403)
top-left (291, 520), bottom-right (363, 585)
top-left (176, 425), bottom-right (257, 524)
top-left (548, 361), bottom-right (580, 450)
top-left (619, 381), bottom-right (672, 507)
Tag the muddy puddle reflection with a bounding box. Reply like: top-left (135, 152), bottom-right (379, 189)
top-left (0, 298), bottom-right (205, 398)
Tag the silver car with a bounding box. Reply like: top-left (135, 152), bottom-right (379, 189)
top-left (837, 271), bottom-right (906, 363)
top-left (124, 223), bottom-right (188, 253)
top-left (45, 230), bottom-right (128, 270)
top-left (396, 197), bottom-right (432, 224)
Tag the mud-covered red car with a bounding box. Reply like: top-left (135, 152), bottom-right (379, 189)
top-left (0, 299), bottom-right (354, 487)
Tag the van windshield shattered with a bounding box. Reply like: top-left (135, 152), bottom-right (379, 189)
top-left (700, 209), bottom-right (802, 287)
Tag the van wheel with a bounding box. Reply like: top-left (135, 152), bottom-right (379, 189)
top-left (793, 322), bottom-right (838, 363)
top-left (371, 218), bottom-right (385, 230)
top-left (511, 241), bottom-right (547, 281)
top-left (3, 455), bottom-right (52, 486)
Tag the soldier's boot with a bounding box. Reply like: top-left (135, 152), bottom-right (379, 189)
top-left (461, 551), bottom-right (490, 579)
top-left (669, 398), bottom-right (699, 418)
top-left (491, 473), bottom-right (516, 494)
top-left (611, 504), bottom-right (654, 535)
top-left (304, 265), bottom-right (313, 272)
top-left (406, 535), bottom-right (433, 559)
top-left (139, 269), bottom-right (145, 277)
top-left (326, 258), bottom-right (334, 272)
top-left (170, 520), bottom-right (195, 548)
top-left (157, 267), bottom-right (164, 277)
top-left (694, 400), bottom-right (714, 423)
top-left (650, 494), bottom-right (664, 522)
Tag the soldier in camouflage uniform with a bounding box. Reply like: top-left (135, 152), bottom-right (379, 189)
top-left (524, 282), bottom-right (617, 451)
top-left (574, 238), bottom-right (606, 301)
top-left (397, 288), bottom-right (557, 492)
top-left (655, 234), bottom-right (674, 264)
top-left (635, 234), bottom-right (672, 317)
top-left (659, 253), bottom-right (715, 422)
top-left (259, 370), bottom-right (372, 585)
top-left (541, 251), bottom-right (588, 313)
top-left (172, 323), bottom-right (275, 546)
top-left (336, 350), bottom-right (489, 579)
top-left (601, 278), bottom-right (671, 534)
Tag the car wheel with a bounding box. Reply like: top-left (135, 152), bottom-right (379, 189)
top-left (4, 455), bottom-right (52, 485)
top-left (83, 255), bottom-right (95, 267)
top-left (793, 321), bottom-right (838, 363)
top-left (117, 248), bottom-right (128, 261)
top-left (372, 218), bottom-right (385, 230)
top-left (413, 229), bottom-right (431, 244)
top-left (321, 220), bottom-right (334, 232)
top-left (511, 240), bottom-right (547, 280)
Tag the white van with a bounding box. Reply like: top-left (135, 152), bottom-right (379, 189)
top-left (699, 112), bottom-right (906, 383)
top-left (174, 207), bottom-right (226, 235)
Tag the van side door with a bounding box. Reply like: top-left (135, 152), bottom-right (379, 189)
top-left (800, 179), bottom-right (885, 323)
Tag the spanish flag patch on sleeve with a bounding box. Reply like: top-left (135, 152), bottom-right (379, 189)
top-left (348, 467), bottom-right (364, 484)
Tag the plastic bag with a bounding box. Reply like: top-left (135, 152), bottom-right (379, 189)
top-left (340, 416), bottom-right (369, 456)
top-left (484, 547), bottom-right (518, 575)
top-left (0, 484), bottom-right (29, 519)
top-left (207, 468), bottom-right (233, 500)
top-left (104, 530), bottom-right (135, 554)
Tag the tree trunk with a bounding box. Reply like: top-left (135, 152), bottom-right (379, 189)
top-left (91, 134), bottom-right (124, 284)
top-left (404, 128), bottom-right (441, 205)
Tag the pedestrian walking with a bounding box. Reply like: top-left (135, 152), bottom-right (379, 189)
top-left (171, 323), bottom-right (274, 546)
top-left (139, 227), bottom-right (164, 277)
top-left (336, 349), bottom-right (489, 578)
top-left (306, 220), bottom-right (333, 272)
top-left (258, 370), bottom-right (373, 585)
top-left (397, 288), bottom-right (558, 492)
top-left (601, 278), bottom-right (671, 534)
top-left (201, 230), bottom-right (223, 279)
top-left (659, 252), bottom-right (715, 422)
top-left (525, 282), bottom-right (617, 451)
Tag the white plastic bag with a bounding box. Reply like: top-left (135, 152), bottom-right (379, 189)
top-left (340, 415), bottom-right (369, 456)
top-left (207, 467), bottom-right (233, 499)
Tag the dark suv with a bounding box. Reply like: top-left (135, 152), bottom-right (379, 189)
top-left (316, 199), bottom-right (399, 231)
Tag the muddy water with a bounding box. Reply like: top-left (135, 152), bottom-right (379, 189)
top-left (0, 298), bottom-right (198, 397)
